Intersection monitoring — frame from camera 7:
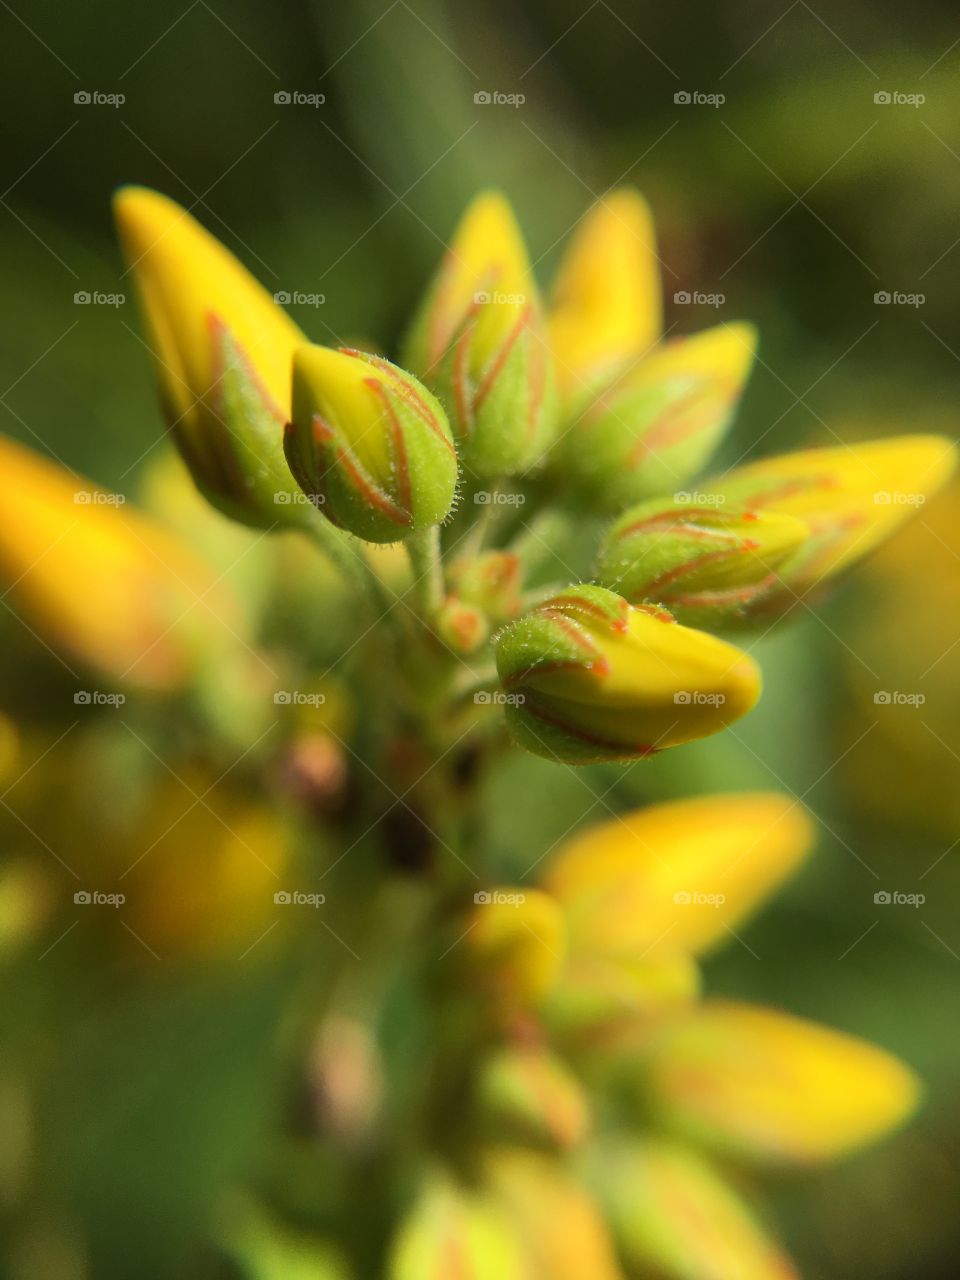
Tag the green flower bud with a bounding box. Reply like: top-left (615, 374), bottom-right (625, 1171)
top-left (402, 192), bottom-right (557, 479)
top-left (285, 345), bottom-right (459, 544)
top-left (596, 499), bottom-right (809, 629)
top-left (557, 324), bottom-right (756, 513)
top-left (493, 585), bottom-right (760, 764)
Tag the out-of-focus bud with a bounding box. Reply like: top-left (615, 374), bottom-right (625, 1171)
top-left (703, 435), bottom-right (957, 617)
top-left (0, 435), bottom-right (239, 689)
top-left (434, 597), bottom-right (488, 654)
top-left (493, 585), bottom-right (761, 764)
top-left (476, 1045), bottom-right (590, 1149)
top-left (645, 1000), bottom-right (920, 1164)
top-left (543, 793), bottom-right (813, 958)
top-left (455, 887), bottom-right (567, 1011)
top-left (114, 187), bottom-right (310, 527)
top-left (549, 188), bottom-right (661, 404)
top-left (596, 500), bottom-right (808, 629)
top-left (595, 1139), bottom-right (799, 1280)
top-left (447, 552), bottom-right (522, 622)
top-left (486, 1150), bottom-right (626, 1280)
top-left (402, 192), bottom-right (557, 478)
top-left (543, 952), bottom-right (700, 1052)
top-left (123, 778), bottom-right (290, 959)
top-left (0, 862), bottom-right (54, 957)
top-left (389, 1174), bottom-right (526, 1280)
top-left (557, 324), bottom-right (756, 513)
top-left (285, 345), bottom-right (458, 544)
top-left (218, 1194), bottom-right (353, 1280)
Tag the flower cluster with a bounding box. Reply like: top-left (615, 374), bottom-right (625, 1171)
top-left (0, 183), bottom-right (949, 1279)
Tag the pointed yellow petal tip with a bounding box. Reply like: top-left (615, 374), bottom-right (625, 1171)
top-left (647, 1000), bottom-right (921, 1164)
top-left (114, 185), bottom-right (304, 425)
top-left (550, 187), bottom-right (662, 392)
top-left (544, 792), bottom-right (813, 958)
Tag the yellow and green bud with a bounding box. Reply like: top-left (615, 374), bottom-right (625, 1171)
top-left (544, 793), bottom-right (814, 959)
top-left (286, 345), bottom-right (458, 544)
top-left (447, 551), bottom-right (522, 623)
top-left (455, 887), bottom-right (567, 1011)
top-left (402, 192), bottom-right (557, 479)
top-left (595, 1139), bottom-right (799, 1280)
top-left (645, 1000), bottom-right (920, 1164)
top-left (703, 434), bottom-right (957, 617)
top-left (549, 188), bottom-right (662, 404)
top-left (486, 1150), bottom-right (626, 1280)
top-left (596, 499), bottom-right (808, 629)
top-left (476, 1045), bottom-right (590, 1150)
top-left (557, 324), bottom-right (756, 513)
top-left (389, 1174), bottom-right (526, 1280)
top-left (493, 585), bottom-right (761, 764)
top-left (114, 186), bottom-right (310, 528)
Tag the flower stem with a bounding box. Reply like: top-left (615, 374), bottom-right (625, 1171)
top-left (406, 525), bottom-right (445, 619)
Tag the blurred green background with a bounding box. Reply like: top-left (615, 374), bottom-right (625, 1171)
top-left (2, 0), bottom-right (960, 1276)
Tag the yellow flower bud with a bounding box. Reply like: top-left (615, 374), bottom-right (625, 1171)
top-left (0, 434), bottom-right (237, 689)
top-left (402, 192), bottom-right (557, 478)
top-left (389, 1174), bottom-right (526, 1280)
top-left (704, 434), bottom-right (957, 616)
top-left (114, 186), bottom-right (309, 526)
top-left (286, 344), bottom-right (458, 543)
top-left (543, 793), bottom-right (813, 957)
top-left (645, 1000), bottom-right (920, 1163)
top-left (494, 585), bottom-right (761, 764)
top-left (456, 887), bottom-right (567, 1011)
top-left (557, 323), bottom-right (756, 513)
top-left (486, 1150), bottom-right (626, 1280)
top-left (549, 188), bottom-right (661, 401)
top-left (477, 1045), bottom-right (590, 1149)
top-left (596, 1139), bottom-right (799, 1280)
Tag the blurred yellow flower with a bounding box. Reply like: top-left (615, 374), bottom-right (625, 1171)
top-left (645, 1000), bottom-right (920, 1163)
top-left (0, 434), bottom-right (238, 689)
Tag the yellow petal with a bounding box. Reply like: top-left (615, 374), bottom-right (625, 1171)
top-left (389, 1174), bottom-right (526, 1280)
top-left (646, 1000), bottom-right (920, 1163)
top-left (487, 1149), bottom-right (626, 1280)
top-left (597, 1139), bottom-right (798, 1280)
top-left (416, 191), bottom-right (534, 371)
top-left (0, 435), bottom-right (236, 688)
top-left (550, 189), bottom-right (661, 396)
top-left (543, 793), bottom-right (813, 957)
top-left (114, 186), bottom-right (304, 429)
top-left (705, 435), bottom-right (957, 601)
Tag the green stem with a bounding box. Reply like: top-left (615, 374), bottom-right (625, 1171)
top-left (406, 525), bottom-right (445, 619)
top-left (302, 506), bottom-right (400, 630)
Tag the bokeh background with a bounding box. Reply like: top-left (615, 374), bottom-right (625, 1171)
top-left (2, 0), bottom-right (959, 1276)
